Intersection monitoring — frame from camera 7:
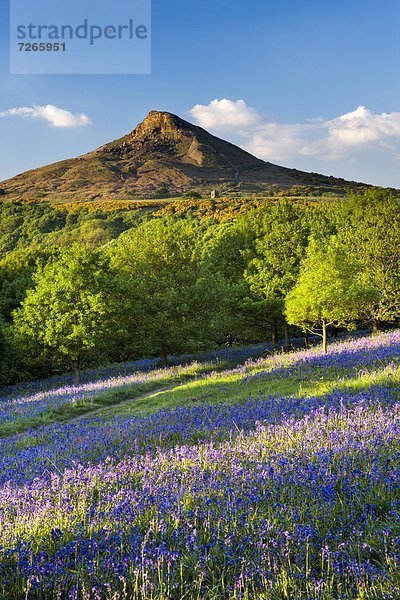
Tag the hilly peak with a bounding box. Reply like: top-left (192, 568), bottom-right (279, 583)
top-left (101, 110), bottom-right (196, 157)
top-left (0, 110), bottom-right (371, 201)
top-left (132, 111), bottom-right (193, 140)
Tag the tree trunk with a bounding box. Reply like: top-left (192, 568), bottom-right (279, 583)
top-left (322, 321), bottom-right (328, 354)
top-left (372, 319), bottom-right (379, 335)
top-left (161, 346), bottom-right (168, 367)
top-left (271, 325), bottom-right (278, 346)
top-left (304, 330), bottom-right (309, 349)
top-left (284, 321), bottom-right (291, 350)
top-left (72, 365), bottom-right (81, 385)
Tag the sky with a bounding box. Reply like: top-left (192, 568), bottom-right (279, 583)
top-left (1, 0), bottom-right (400, 187)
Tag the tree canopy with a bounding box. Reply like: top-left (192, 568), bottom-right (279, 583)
top-left (13, 245), bottom-right (124, 382)
top-left (285, 237), bottom-right (379, 352)
top-left (0, 191), bottom-right (398, 385)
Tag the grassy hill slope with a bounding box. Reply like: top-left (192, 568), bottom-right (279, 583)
top-left (0, 111), bottom-right (374, 202)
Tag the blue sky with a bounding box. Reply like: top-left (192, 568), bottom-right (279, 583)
top-left (1, 0), bottom-right (400, 186)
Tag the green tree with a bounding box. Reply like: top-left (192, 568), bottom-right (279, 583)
top-left (110, 217), bottom-right (221, 364)
top-left (201, 218), bottom-right (256, 344)
top-left (245, 200), bottom-right (310, 346)
top-left (201, 207), bottom-right (288, 346)
top-left (285, 237), bottom-right (379, 353)
top-left (0, 246), bottom-right (52, 323)
top-left (335, 191), bottom-right (400, 329)
top-left (13, 245), bottom-right (123, 383)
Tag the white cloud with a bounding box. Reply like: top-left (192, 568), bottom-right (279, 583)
top-left (320, 106), bottom-right (400, 156)
top-left (189, 100), bottom-right (400, 162)
top-left (189, 99), bottom-right (260, 129)
top-left (0, 104), bottom-right (91, 128)
top-left (245, 122), bottom-right (309, 162)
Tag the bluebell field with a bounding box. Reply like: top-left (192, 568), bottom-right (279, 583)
top-left (0, 331), bottom-right (398, 598)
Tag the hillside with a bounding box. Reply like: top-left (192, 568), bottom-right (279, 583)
top-left (0, 331), bottom-right (398, 597)
top-left (0, 111), bottom-right (372, 201)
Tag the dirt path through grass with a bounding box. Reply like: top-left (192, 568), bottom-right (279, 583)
top-left (68, 383), bottom-right (185, 423)
top-left (0, 380), bottom-right (195, 439)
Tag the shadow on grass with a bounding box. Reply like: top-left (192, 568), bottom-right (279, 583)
top-left (109, 361), bottom-right (400, 419)
top-left (2, 331), bottom-right (398, 438)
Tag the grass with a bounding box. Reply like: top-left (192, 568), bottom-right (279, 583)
top-left (1, 334), bottom-right (399, 438)
top-left (0, 361), bottom-right (215, 438)
top-left (109, 351), bottom-right (400, 419)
